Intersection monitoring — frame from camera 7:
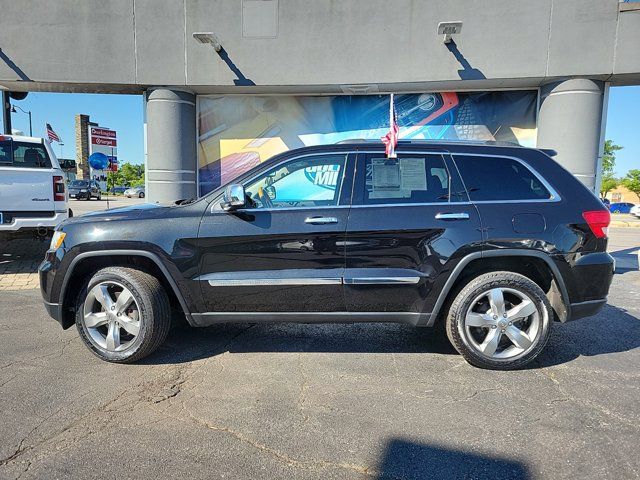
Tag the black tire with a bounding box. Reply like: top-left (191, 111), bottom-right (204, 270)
top-left (445, 271), bottom-right (552, 370)
top-left (139, 192), bottom-right (145, 198)
top-left (75, 267), bottom-right (171, 363)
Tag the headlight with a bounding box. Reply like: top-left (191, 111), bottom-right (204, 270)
top-left (49, 231), bottom-right (66, 251)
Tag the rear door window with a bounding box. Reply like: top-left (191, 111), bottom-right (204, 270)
top-left (453, 154), bottom-right (552, 201)
top-left (0, 140), bottom-right (52, 168)
top-left (355, 153), bottom-right (465, 205)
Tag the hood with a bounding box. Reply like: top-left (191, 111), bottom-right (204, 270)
top-left (63, 202), bottom-right (170, 225)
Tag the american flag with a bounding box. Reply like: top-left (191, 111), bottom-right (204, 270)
top-left (381, 93), bottom-right (398, 158)
top-left (46, 123), bottom-right (61, 143)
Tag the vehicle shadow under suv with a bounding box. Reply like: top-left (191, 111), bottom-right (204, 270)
top-left (139, 303), bottom-right (639, 369)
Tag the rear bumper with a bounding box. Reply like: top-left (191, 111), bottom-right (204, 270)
top-left (562, 251), bottom-right (614, 321)
top-left (569, 298), bottom-right (607, 321)
top-left (0, 210), bottom-right (68, 232)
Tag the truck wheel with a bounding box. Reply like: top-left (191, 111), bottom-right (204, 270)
top-left (445, 271), bottom-right (552, 370)
top-left (75, 267), bottom-right (171, 363)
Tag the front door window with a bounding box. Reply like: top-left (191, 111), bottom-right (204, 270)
top-left (244, 154), bottom-right (346, 209)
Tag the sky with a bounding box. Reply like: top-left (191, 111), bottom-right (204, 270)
top-left (2, 86), bottom-right (639, 174)
top-left (6, 92), bottom-right (144, 164)
top-left (604, 85), bottom-right (639, 176)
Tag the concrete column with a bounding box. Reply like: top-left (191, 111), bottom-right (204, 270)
top-left (145, 88), bottom-right (197, 203)
top-left (537, 79), bottom-right (608, 193)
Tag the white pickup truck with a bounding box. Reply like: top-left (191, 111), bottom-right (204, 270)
top-left (0, 134), bottom-right (69, 238)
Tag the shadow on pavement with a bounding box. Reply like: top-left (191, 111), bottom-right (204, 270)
top-left (610, 246), bottom-right (639, 274)
top-left (0, 238), bottom-right (48, 274)
top-left (143, 302), bottom-right (639, 368)
top-left (141, 322), bottom-right (457, 365)
top-left (377, 438), bottom-right (530, 480)
top-left (537, 304), bottom-right (640, 368)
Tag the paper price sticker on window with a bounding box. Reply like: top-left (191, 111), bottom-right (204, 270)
top-left (371, 159), bottom-right (401, 190)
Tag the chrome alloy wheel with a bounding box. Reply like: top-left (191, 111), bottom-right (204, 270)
top-left (462, 287), bottom-right (541, 360)
top-left (82, 281), bottom-right (141, 352)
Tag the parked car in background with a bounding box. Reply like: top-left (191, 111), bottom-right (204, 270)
top-left (110, 186), bottom-right (129, 195)
top-left (0, 134), bottom-right (69, 238)
top-left (68, 179), bottom-right (102, 201)
top-left (630, 204), bottom-right (640, 218)
top-left (124, 186), bottom-right (145, 198)
top-left (40, 140), bottom-right (614, 370)
top-left (609, 202), bottom-right (635, 214)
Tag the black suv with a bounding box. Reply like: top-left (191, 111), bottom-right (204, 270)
top-left (68, 179), bottom-right (102, 201)
top-left (39, 141), bottom-right (614, 369)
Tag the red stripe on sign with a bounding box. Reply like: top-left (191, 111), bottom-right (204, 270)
top-left (91, 137), bottom-right (117, 147)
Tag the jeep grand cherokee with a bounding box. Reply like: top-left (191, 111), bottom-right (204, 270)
top-left (39, 140), bottom-right (614, 370)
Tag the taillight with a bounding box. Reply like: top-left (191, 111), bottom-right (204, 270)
top-left (53, 175), bottom-right (65, 202)
top-left (582, 210), bottom-right (610, 238)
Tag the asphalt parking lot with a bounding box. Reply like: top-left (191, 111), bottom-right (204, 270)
top-left (0, 221), bottom-right (638, 478)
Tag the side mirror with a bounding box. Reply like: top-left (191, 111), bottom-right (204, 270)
top-left (221, 184), bottom-right (246, 211)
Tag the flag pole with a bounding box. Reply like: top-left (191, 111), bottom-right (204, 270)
top-left (388, 93), bottom-right (397, 159)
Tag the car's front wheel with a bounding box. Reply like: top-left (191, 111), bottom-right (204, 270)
top-left (75, 267), bottom-right (171, 363)
top-left (445, 271), bottom-right (552, 370)
top-left (139, 192), bottom-right (145, 198)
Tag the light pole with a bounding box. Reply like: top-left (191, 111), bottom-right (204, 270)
top-left (10, 105), bottom-right (32, 136)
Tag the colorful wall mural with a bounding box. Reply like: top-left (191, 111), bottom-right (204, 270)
top-left (197, 91), bottom-right (538, 195)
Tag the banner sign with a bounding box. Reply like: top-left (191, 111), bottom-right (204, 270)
top-left (88, 125), bottom-right (118, 185)
top-left (197, 91), bottom-right (538, 195)
top-left (91, 127), bottom-right (116, 138)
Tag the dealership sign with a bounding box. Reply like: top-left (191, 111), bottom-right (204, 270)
top-left (88, 126), bottom-right (118, 186)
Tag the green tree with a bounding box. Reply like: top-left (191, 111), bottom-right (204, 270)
top-left (621, 169), bottom-right (640, 202)
top-left (600, 140), bottom-right (622, 197)
top-left (107, 162), bottom-right (145, 192)
top-left (600, 176), bottom-right (618, 197)
top-left (602, 140), bottom-right (622, 176)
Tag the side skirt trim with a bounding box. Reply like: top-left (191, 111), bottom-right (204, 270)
top-left (190, 311), bottom-right (430, 327)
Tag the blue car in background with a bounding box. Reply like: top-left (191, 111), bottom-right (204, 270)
top-left (609, 202), bottom-right (636, 214)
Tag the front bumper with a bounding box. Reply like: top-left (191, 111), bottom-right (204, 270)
top-left (0, 211), bottom-right (68, 232)
top-left (39, 250), bottom-right (71, 328)
top-left (43, 299), bottom-right (63, 322)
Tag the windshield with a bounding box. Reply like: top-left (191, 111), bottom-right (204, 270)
top-left (70, 180), bottom-right (89, 187)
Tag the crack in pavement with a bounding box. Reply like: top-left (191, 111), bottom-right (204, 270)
top-left (156, 403), bottom-right (393, 479)
top-left (537, 368), bottom-right (640, 432)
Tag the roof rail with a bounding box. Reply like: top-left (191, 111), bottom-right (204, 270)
top-left (334, 138), bottom-right (523, 147)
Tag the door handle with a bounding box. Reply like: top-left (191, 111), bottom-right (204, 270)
top-left (305, 216), bottom-right (339, 225)
top-left (435, 212), bottom-right (470, 220)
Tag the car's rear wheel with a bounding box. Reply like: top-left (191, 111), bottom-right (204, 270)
top-left (75, 267), bottom-right (171, 363)
top-left (139, 192), bottom-right (145, 198)
top-left (445, 271), bottom-right (552, 370)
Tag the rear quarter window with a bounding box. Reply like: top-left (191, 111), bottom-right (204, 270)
top-left (0, 140), bottom-right (52, 169)
top-left (453, 154), bottom-right (552, 201)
